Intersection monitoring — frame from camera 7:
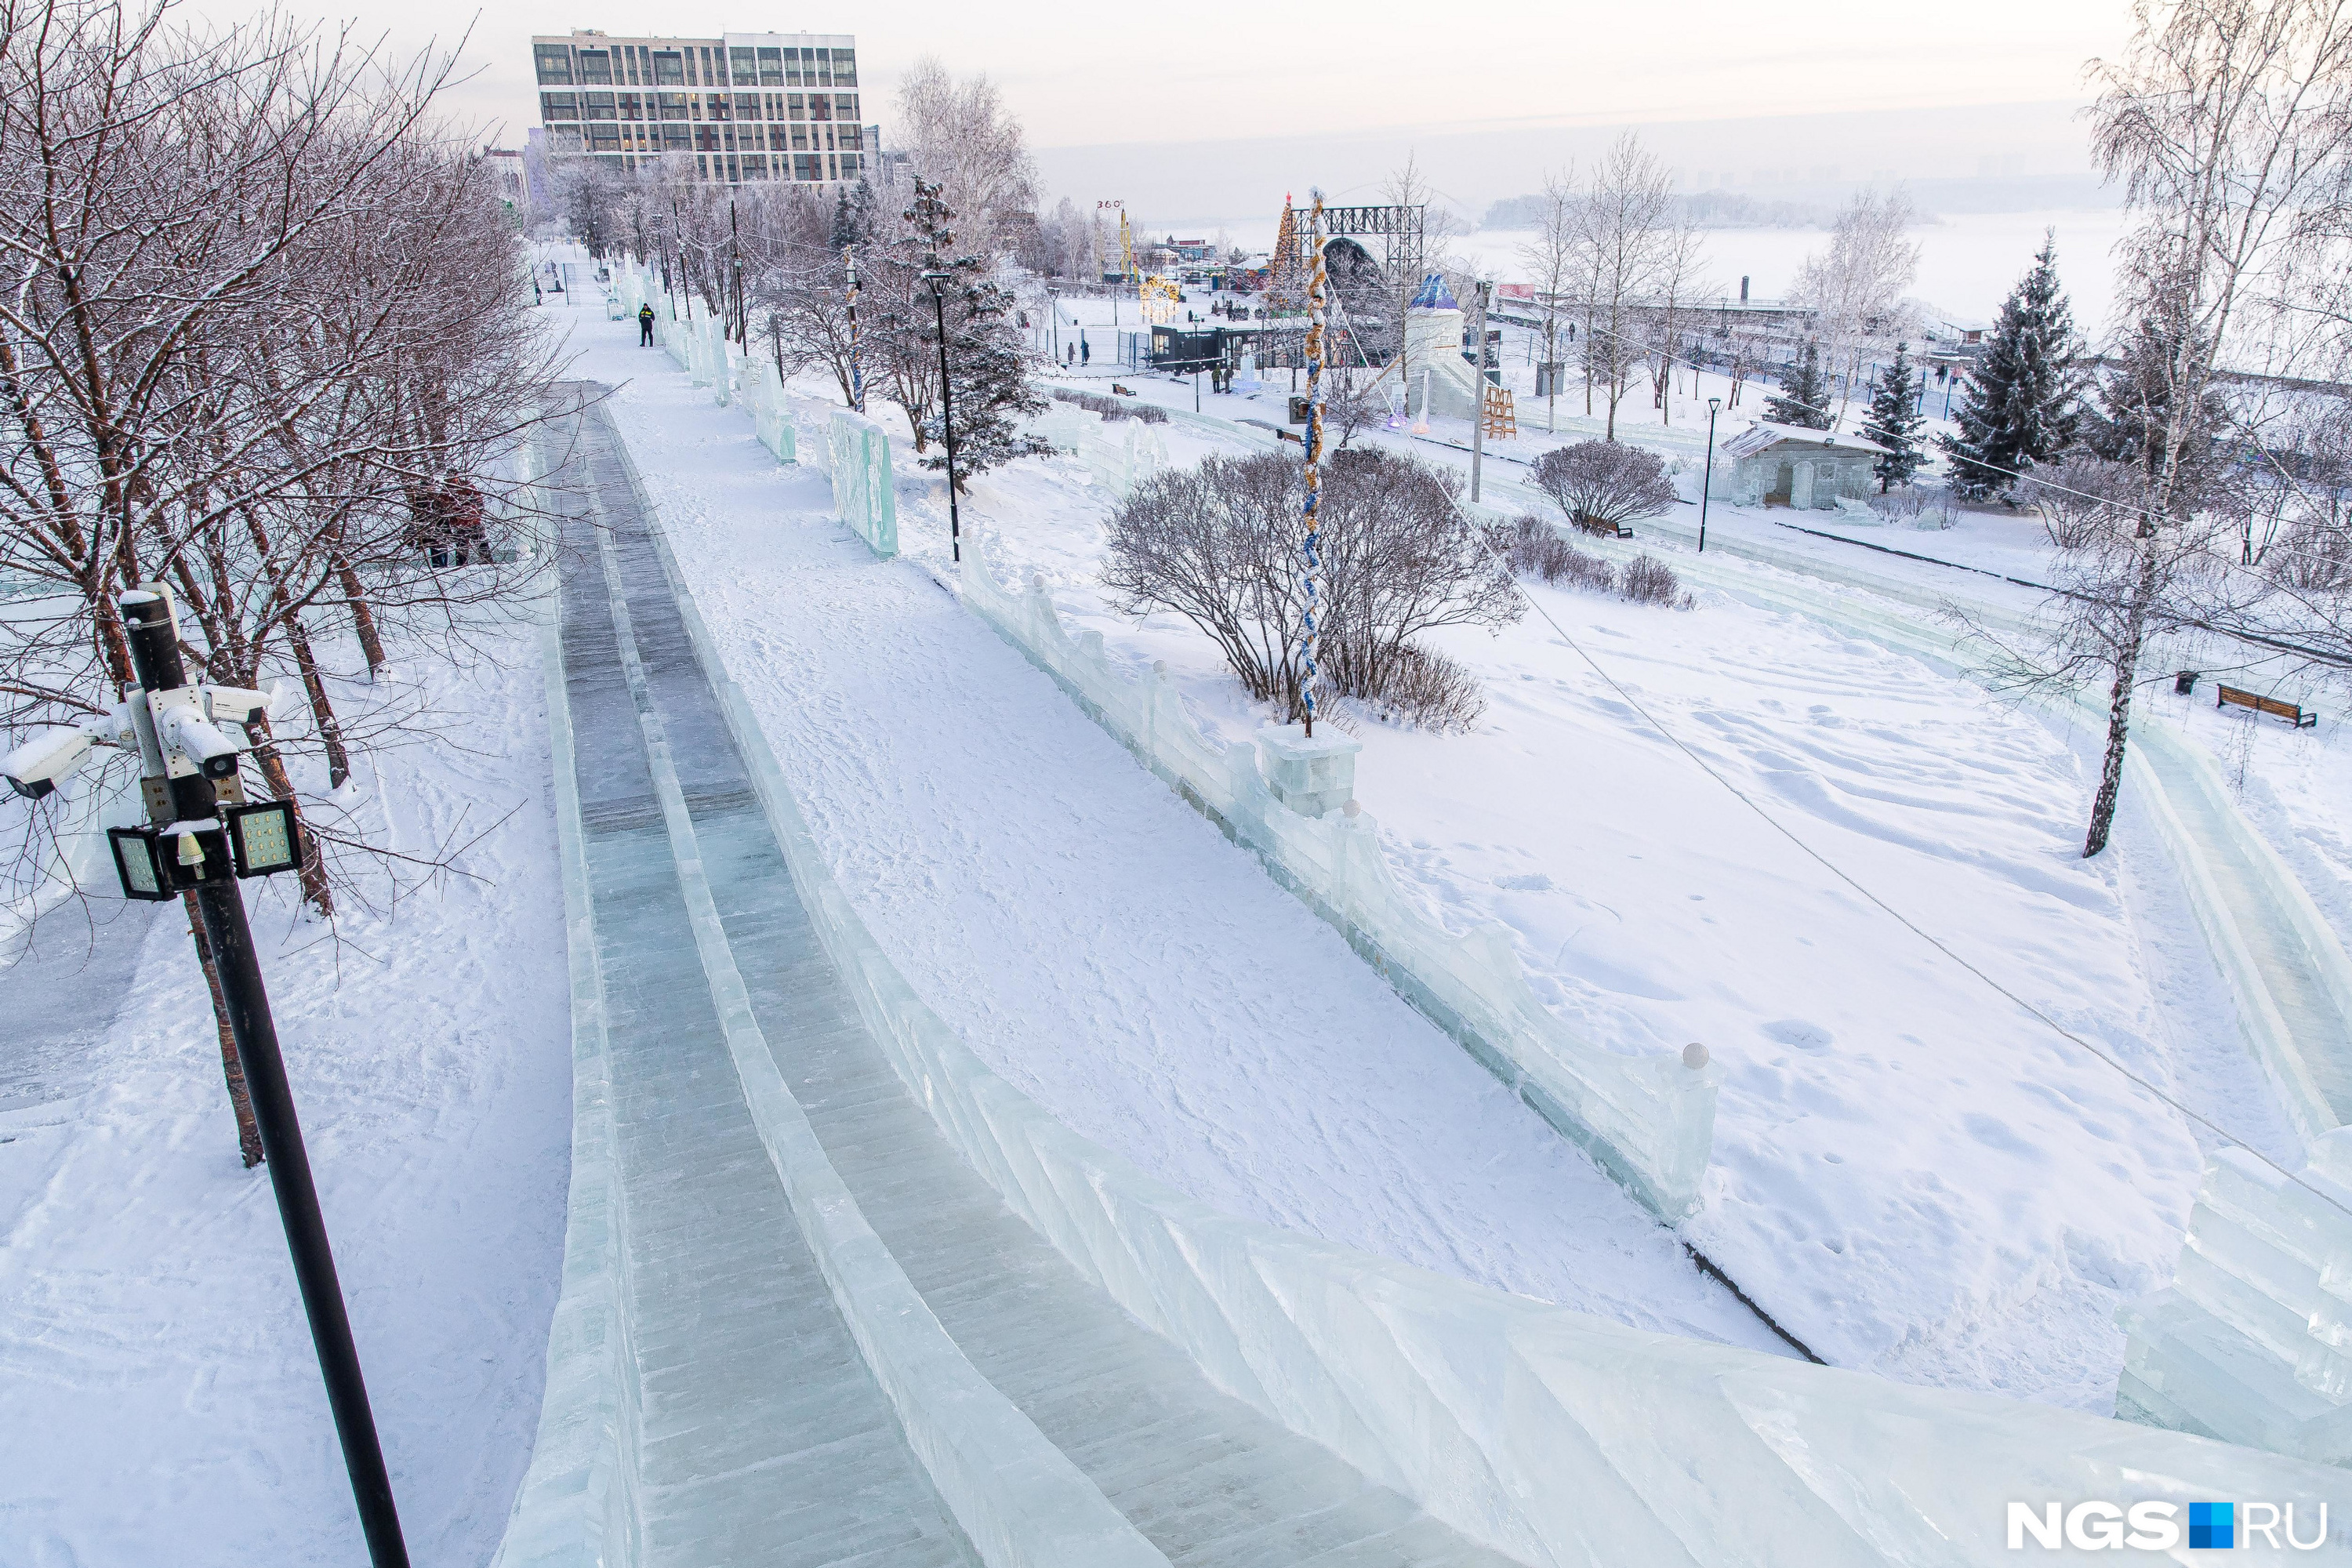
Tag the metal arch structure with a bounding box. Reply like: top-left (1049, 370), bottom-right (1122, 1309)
top-left (1275, 201), bottom-right (1425, 296)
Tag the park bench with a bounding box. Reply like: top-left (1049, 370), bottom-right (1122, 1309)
top-left (2216, 684), bottom-right (2318, 728)
top-left (1573, 515), bottom-right (1635, 539)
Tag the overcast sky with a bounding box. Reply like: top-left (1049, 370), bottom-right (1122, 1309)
top-left (187, 0), bottom-right (2136, 159)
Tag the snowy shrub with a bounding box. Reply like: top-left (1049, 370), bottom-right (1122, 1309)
top-left (1530, 440), bottom-right (1679, 535)
top-left (2027, 456), bottom-right (2151, 550)
top-left (1488, 515), bottom-right (1617, 593)
top-left (1103, 448), bottom-right (1520, 722)
top-left (1620, 553), bottom-right (1691, 608)
top-left (1867, 486), bottom-right (1961, 532)
top-left (1368, 643), bottom-right (1486, 732)
top-left (1051, 386), bottom-right (1168, 424)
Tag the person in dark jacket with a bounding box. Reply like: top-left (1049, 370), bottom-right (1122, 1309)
top-left (638, 303), bottom-right (656, 347)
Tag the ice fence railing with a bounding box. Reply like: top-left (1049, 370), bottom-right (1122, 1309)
top-left (954, 532), bottom-right (1717, 1222)
top-left (642, 507), bottom-right (2352, 1567)
top-left (825, 408), bottom-right (898, 557)
top-left (2120, 1127), bottom-right (2352, 1469)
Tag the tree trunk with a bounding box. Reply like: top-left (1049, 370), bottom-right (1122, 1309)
top-left (2083, 532), bottom-right (2159, 858)
top-left (334, 555), bottom-right (386, 678)
top-left (285, 612), bottom-right (351, 789)
top-left (187, 899), bottom-right (264, 1167)
top-left (243, 714), bottom-right (336, 916)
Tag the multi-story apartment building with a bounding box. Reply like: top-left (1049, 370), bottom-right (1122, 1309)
top-left (531, 31), bottom-right (872, 186)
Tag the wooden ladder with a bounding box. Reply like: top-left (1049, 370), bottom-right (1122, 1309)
top-left (1483, 385), bottom-right (1517, 441)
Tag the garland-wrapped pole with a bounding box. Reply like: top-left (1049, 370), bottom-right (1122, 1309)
top-left (1301, 191), bottom-right (1327, 739)
top-left (846, 244), bottom-right (865, 412)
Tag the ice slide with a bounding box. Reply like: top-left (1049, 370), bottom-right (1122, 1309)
top-left (493, 387), bottom-right (2347, 1567)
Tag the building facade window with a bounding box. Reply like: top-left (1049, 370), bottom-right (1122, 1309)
top-left (534, 34), bottom-right (860, 185)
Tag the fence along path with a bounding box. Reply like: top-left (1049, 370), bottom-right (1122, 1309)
top-left (503, 394), bottom-right (1521, 1568)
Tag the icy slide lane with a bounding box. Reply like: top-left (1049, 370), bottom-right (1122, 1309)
top-left (512, 395), bottom-right (1530, 1567)
top-left (564, 335), bottom-right (1785, 1352)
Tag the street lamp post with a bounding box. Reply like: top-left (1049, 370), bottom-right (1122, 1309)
top-left (1, 588), bottom-right (412, 1568)
top-left (925, 270), bottom-right (962, 564)
top-left (1700, 397), bottom-right (1722, 554)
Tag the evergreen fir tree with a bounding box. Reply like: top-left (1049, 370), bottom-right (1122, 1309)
top-left (1763, 340), bottom-right (1832, 430)
top-left (831, 177), bottom-right (876, 252)
top-left (1940, 233), bottom-right (2080, 499)
top-left (900, 179), bottom-right (1048, 492)
top-left (1860, 342), bottom-right (1926, 491)
top-left (2082, 314), bottom-right (2229, 494)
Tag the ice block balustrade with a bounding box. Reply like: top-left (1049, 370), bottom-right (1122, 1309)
top-left (956, 536), bottom-right (1718, 1222)
top-left (2119, 1128), bottom-right (2352, 1468)
top-left (826, 410), bottom-right (898, 558)
top-left (644, 516), bottom-right (2352, 1566)
top-left (741, 355), bottom-right (800, 466)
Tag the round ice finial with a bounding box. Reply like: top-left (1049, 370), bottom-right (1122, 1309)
top-left (1682, 1041), bottom-right (1710, 1070)
top-left (1342, 798), bottom-right (1362, 819)
top-left (1152, 659), bottom-right (1167, 677)
top-left (1030, 572), bottom-right (1045, 591)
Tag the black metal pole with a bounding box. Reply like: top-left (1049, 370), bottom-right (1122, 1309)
top-left (931, 281), bottom-right (962, 563)
top-left (120, 596), bottom-right (411, 1568)
top-left (1700, 401), bottom-right (1720, 554)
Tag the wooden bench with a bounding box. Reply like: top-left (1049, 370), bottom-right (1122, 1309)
top-left (1573, 516), bottom-right (1635, 539)
top-left (2217, 684), bottom-right (2318, 728)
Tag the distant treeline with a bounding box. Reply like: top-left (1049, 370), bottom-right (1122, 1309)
top-left (1480, 190), bottom-right (1839, 231)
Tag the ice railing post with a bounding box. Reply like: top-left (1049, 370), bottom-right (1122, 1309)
top-left (823, 408), bottom-right (896, 558)
top-left (953, 533), bottom-right (1716, 1220)
top-left (2118, 1126), bottom-right (2352, 1466)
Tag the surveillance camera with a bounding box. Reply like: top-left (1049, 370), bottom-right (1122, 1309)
top-left (3, 727), bottom-right (95, 800)
top-left (159, 708), bottom-right (245, 782)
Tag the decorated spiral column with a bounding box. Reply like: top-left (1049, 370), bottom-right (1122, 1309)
top-left (1301, 193), bottom-right (1327, 739)
top-left (846, 245), bottom-right (866, 414)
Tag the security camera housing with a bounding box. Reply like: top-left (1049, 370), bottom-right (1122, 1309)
top-left (2, 727), bottom-right (95, 800)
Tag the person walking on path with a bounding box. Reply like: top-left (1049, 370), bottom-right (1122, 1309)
top-left (639, 303), bottom-right (656, 347)
top-left (1080, 334), bottom-right (1090, 367)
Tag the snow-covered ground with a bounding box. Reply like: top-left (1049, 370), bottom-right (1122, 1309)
top-left (555, 302), bottom-right (1791, 1359)
top-left (0, 612), bottom-right (569, 1566)
top-left (601, 287), bottom-right (2314, 1409)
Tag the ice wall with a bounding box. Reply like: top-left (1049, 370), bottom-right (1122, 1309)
top-left (2120, 1129), bottom-right (2352, 1468)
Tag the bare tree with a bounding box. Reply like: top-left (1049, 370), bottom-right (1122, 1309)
top-left (1517, 166), bottom-right (1580, 433)
top-left (1792, 190), bottom-right (1922, 426)
top-left (1578, 133), bottom-right (1675, 440)
top-left (0, 1), bottom-right (564, 1157)
top-left (895, 56), bottom-right (1038, 257)
top-left (2071, 0), bottom-right (2352, 852)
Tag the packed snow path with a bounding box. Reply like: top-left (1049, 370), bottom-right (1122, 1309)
top-left (544, 398), bottom-right (1529, 1567)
